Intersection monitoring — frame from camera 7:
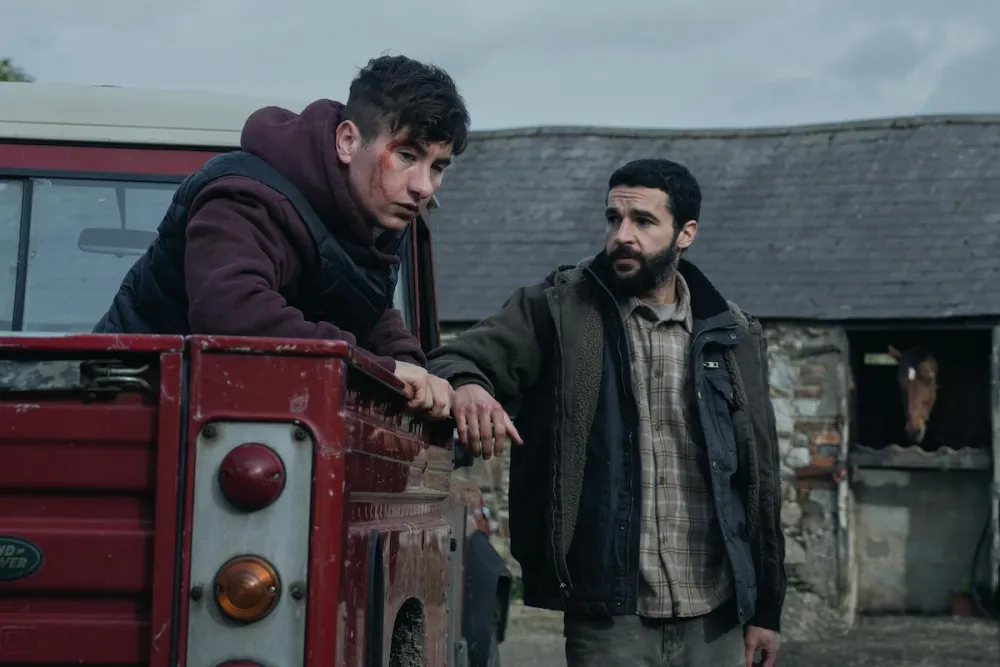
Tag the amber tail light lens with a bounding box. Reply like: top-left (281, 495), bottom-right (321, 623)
top-left (218, 443), bottom-right (286, 511)
top-left (214, 556), bottom-right (280, 622)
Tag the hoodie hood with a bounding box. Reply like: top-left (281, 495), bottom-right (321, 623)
top-left (240, 99), bottom-right (401, 263)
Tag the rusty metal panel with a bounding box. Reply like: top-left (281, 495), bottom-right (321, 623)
top-left (0, 359), bottom-right (86, 391)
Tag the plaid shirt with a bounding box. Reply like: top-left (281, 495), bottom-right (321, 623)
top-left (621, 274), bottom-right (733, 619)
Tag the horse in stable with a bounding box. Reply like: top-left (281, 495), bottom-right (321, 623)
top-left (887, 344), bottom-right (939, 445)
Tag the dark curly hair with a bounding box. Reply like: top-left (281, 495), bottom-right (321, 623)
top-left (608, 158), bottom-right (701, 225)
top-left (344, 54), bottom-right (470, 156)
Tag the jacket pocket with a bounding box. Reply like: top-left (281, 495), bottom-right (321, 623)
top-left (704, 371), bottom-right (739, 472)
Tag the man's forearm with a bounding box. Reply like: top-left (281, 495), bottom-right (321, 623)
top-left (426, 354), bottom-right (496, 395)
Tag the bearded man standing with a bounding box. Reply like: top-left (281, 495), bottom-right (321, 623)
top-left (94, 55), bottom-right (465, 416)
top-left (427, 159), bottom-right (785, 666)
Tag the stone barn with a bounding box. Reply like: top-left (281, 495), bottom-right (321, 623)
top-left (428, 115), bottom-right (1000, 639)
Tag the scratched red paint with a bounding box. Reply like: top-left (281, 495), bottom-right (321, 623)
top-left (0, 334), bottom-right (184, 667)
top-left (0, 331), bottom-right (482, 667)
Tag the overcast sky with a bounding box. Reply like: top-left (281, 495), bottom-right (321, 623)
top-left (2, 0), bottom-right (999, 130)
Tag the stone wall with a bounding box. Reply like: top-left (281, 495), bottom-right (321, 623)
top-left (450, 322), bottom-right (855, 640)
top-left (764, 323), bottom-right (854, 640)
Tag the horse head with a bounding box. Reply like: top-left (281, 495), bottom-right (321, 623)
top-left (887, 344), bottom-right (939, 445)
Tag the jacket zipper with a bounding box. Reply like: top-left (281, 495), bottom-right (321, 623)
top-left (692, 324), bottom-right (746, 605)
top-left (614, 330), bottom-right (635, 596)
top-left (550, 321), bottom-right (571, 591)
top-left (585, 267), bottom-right (640, 599)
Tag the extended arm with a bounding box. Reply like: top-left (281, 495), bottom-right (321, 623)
top-left (427, 280), bottom-right (551, 403)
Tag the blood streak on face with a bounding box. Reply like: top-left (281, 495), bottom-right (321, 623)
top-left (370, 137), bottom-right (403, 207)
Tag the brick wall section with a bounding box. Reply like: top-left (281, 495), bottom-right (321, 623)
top-left (444, 321), bottom-right (854, 639)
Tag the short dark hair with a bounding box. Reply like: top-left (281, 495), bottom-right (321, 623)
top-left (608, 158), bottom-right (701, 225)
top-left (344, 54), bottom-right (470, 156)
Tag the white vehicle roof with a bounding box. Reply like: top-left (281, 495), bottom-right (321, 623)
top-left (0, 83), bottom-right (310, 148)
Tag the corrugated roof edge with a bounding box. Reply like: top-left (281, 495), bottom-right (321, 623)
top-left (469, 113), bottom-right (1000, 140)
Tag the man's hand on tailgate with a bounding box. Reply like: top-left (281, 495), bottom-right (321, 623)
top-left (452, 383), bottom-right (522, 460)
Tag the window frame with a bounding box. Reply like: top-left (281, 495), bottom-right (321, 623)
top-left (0, 176), bottom-right (26, 331)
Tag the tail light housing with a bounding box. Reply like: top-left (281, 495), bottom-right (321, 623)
top-left (187, 422), bottom-right (314, 667)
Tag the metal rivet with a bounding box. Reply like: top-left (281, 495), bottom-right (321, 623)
top-left (290, 582), bottom-right (306, 600)
top-left (202, 424), bottom-right (218, 440)
top-left (293, 427), bottom-right (309, 442)
top-left (730, 333), bottom-right (737, 339)
top-left (190, 585), bottom-right (203, 601)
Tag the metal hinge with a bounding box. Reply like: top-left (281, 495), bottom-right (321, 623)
top-left (0, 359), bottom-right (154, 395)
top-left (453, 638), bottom-right (469, 667)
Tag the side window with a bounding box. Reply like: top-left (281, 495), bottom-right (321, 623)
top-left (21, 179), bottom-right (177, 332)
top-left (0, 179), bottom-right (22, 330)
top-left (393, 226), bottom-right (416, 333)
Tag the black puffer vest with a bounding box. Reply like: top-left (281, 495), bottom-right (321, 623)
top-left (93, 150), bottom-right (400, 339)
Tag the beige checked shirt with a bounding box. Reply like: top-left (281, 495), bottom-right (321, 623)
top-left (621, 274), bottom-right (733, 619)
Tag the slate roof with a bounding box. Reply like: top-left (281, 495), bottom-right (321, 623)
top-left (428, 115), bottom-right (1000, 323)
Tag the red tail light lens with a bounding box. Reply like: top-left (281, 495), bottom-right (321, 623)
top-left (218, 443), bottom-right (286, 511)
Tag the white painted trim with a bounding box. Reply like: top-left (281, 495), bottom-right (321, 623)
top-left (0, 83), bottom-right (309, 147)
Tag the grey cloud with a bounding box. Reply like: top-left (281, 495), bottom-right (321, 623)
top-left (829, 28), bottom-right (923, 84)
top-left (922, 43), bottom-right (1000, 113)
top-left (0, 0), bottom-right (998, 130)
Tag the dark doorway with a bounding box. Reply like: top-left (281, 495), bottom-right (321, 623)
top-left (848, 328), bottom-right (992, 452)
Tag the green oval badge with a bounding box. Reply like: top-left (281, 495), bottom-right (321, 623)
top-left (0, 536), bottom-right (43, 581)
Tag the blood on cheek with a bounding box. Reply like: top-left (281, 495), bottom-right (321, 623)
top-left (369, 140), bottom-right (402, 202)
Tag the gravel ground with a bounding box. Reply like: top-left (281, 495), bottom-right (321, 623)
top-left (499, 603), bottom-right (1000, 666)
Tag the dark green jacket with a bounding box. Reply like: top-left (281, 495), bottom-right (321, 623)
top-left (428, 254), bottom-right (786, 631)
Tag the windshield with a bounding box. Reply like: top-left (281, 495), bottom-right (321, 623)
top-left (2, 175), bottom-right (416, 335)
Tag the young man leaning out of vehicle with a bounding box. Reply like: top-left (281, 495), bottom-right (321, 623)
top-left (427, 159), bottom-right (785, 667)
top-left (94, 55), bottom-right (466, 417)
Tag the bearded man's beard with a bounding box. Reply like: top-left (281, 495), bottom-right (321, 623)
top-left (606, 242), bottom-right (680, 297)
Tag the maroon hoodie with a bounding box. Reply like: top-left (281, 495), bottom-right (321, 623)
top-left (183, 99), bottom-right (425, 371)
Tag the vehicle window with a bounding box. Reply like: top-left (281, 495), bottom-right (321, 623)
top-left (0, 180), bottom-right (22, 330)
top-left (21, 178), bottom-right (176, 332)
top-left (393, 227), bottom-right (415, 332)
